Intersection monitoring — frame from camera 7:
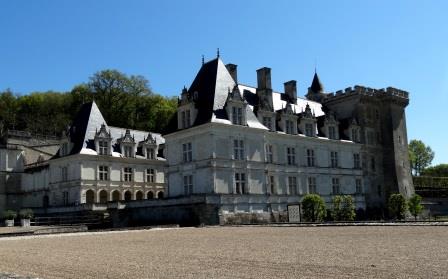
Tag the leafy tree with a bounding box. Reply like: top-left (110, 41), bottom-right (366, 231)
top-left (408, 194), bottom-right (423, 221)
top-left (332, 195), bottom-right (356, 221)
top-left (388, 193), bottom-right (408, 220)
top-left (421, 164), bottom-right (448, 177)
top-left (409, 140), bottom-right (434, 176)
top-left (302, 194), bottom-right (326, 222)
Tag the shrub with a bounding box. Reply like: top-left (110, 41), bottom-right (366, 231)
top-left (388, 193), bottom-right (408, 220)
top-left (301, 194), bottom-right (326, 222)
top-left (408, 194), bottom-right (423, 221)
top-left (19, 208), bottom-right (34, 219)
top-left (3, 210), bottom-right (17, 220)
top-left (332, 195), bottom-right (356, 221)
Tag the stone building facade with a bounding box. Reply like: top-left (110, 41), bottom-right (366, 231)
top-left (20, 101), bottom-right (166, 209)
top-left (164, 56), bottom-right (413, 216)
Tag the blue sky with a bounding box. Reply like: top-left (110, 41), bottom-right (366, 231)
top-left (0, 1), bottom-right (447, 164)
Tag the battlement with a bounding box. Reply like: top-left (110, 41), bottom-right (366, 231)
top-left (324, 85), bottom-right (409, 103)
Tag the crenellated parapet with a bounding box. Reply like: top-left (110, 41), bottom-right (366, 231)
top-left (323, 85), bottom-right (409, 106)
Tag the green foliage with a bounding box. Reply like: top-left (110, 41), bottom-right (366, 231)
top-left (388, 193), bottom-right (408, 220)
top-left (301, 194), bottom-right (326, 222)
top-left (2, 210), bottom-right (17, 220)
top-left (421, 164), bottom-right (448, 177)
top-left (409, 140), bottom-right (435, 176)
top-left (0, 69), bottom-right (178, 136)
top-left (19, 208), bottom-right (34, 219)
top-left (332, 195), bottom-right (356, 221)
top-left (408, 194), bottom-right (423, 220)
top-left (413, 176), bottom-right (448, 189)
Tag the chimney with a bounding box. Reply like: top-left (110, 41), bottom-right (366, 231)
top-left (226, 64), bottom-right (238, 83)
top-left (256, 67), bottom-right (272, 89)
top-left (284, 80), bottom-right (297, 103)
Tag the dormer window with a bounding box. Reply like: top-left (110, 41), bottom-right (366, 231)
top-left (140, 133), bottom-right (158, 160)
top-left (226, 85), bottom-right (247, 126)
top-left (181, 109), bottom-right (191, 129)
top-left (328, 126), bottom-right (336, 139)
top-left (94, 124), bottom-right (112, 156)
top-left (286, 119), bottom-right (295, 134)
top-left (305, 123), bottom-right (314, 137)
top-left (118, 129), bottom-right (136, 158)
top-left (146, 147), bottom-right (155, 159)
top-left (351, 128), bottom-right (359, 142)
top-left (262, 116), bottom-right (272, 130)
top-left (232, 107), bottom-right (243, 125)
top-left (98, 140), bottom-right (108, 155)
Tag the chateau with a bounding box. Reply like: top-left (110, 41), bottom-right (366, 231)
top-left (0, 55), bottom-right (413, 223)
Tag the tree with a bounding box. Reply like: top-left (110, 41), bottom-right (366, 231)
top-left (302, 194), bottom-right (326, 222)
top-left (408, 194), bottom-right (423, 221)
top-left (409, 140), bottom-right (434, 176)
top-left (388, 193), bottom-right (408, 220)
top-left (421, 164), bottom-right (448, 177)
top-left (332, 195), bottom-right (356, 221)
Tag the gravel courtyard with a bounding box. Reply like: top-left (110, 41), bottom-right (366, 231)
top-left (0, 226), bottom-right (447, 279)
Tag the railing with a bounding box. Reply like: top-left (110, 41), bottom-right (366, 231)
top-left (413, 176), bottom-right (448, 189)
top-left (31, 214), bottom-right (110, 227)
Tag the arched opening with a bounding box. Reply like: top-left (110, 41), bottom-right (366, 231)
top-left (147, 191), bottom-right (154, 199)
top-left (124, 191), bottom-right (132, 201)
top-left (112, 190), bottom-right (120, 202)
top-left (86, 190), bottom-right (95, 204)
top-left (43, 195), bottom-right (49, 208)
top-left (99, 190), bottom-right (108, 203)
top-left (157, 191), bottom-right (164, 199)
top-left (135, 191), bottom-right (143, 200)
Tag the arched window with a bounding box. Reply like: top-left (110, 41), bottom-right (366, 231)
top-left (85, 190), bottom-right (95, 204)
top-left (135, 191), bottom-right (143, 200)
top-left (157, 191), bottom-right (164, 199)
top-left (111, 190), bottom-right (120, 202)
top-left (99, 190), bottom-right (108, 203)
top-left (147, 191), bottom-right (154, 199)
top-left (124, 191), bottom-right (132, 201)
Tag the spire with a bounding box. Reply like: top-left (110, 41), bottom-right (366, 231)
top-left (202, 55), bottom-right (204, 65)
top-left (217, 48), bottom-right (220, 58)
top-left (310, 72), bottom-right (324, 93)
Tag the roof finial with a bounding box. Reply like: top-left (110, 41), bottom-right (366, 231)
top-left (217, 48), bottom-right (220, 58)
top-left (314, 58), bottom-right (317, 74)
top-left (202, 55), bottom-right (204, 65)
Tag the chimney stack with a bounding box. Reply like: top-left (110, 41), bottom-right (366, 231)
top-left (256, 67), bottom-right (272, 89)
top-left (284, 80), bottom-right (297, 103)
top-left (226, 64), bottom-right (238, 83)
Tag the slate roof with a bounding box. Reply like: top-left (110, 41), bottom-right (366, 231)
top-left (61, 101), bottom-right (164, 158)
top-left (310, 72), bottom-right (324, 93)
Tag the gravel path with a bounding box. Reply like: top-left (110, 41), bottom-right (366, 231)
top-left (0, 226), bottom-right (447, 278)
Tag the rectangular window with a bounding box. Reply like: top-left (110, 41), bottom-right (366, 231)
top-left (287, 147), bottom-right (296, 165)
top-left (356, 179), bottom-right (362, 194)
top-left (186, 109), bottom-right (191, 128)
top-left (183, 175), bottom-right (193, 195)
top-left (233, 139), bottom-right (245, 160)
top-left (99, 140), bottom-right (108, 155)
top-left (146, 148), bottom-right (155, 160)
top-left (263, 116), bottom-right (272, 130)
top-left (181, 111), bottom-right (186, 129)
top-left (265, 144), bottom-right (273, 163)
top-left (182, 143), bottom-right (192, 162)
top-left (332, 178), bottom-right (340, 194)
top-left (353, 153), bottom-right (361, 169)
top-left (330, 151), bottom-right (339, 168)
top-left (268, 175), bottom-right (275, 194)
top-left (235, 173), bottom-right (246, 194)
top-left (328, 126), bottom-right (336, 139)
top-left (285, 120), bottom-right (294, 134)
top-left (307, 149), bottom-right (315, 167)
top-left (288, 176), bottom-right (297, 195)
top-left (146, 168), bottom-right (155, 183)
top-left (98, 165), bottom-right (109, 181)
top-left (232, 107), bottom-right (243, 125)
top-left (308, 177), bottom-right (317, 194)
top-left (63, 191), bottom-right (69, 206)
top-left (305, 123), bottom-right (313, 137)
top-left (124, 167), bottom-right (133, 182)
top-left (61, 167), bottom-right (68, 182)
top-left (351, 128), bottom-right (359, 142)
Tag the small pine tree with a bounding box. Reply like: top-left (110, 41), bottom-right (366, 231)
top-left (302, 194), bottom-right (326, 222)
top-left (408, 194), bottom-right (423, 221)
top-left (388, 193), bottom-right (408, 220)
